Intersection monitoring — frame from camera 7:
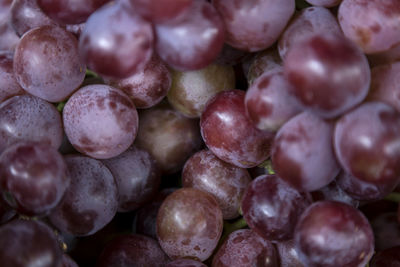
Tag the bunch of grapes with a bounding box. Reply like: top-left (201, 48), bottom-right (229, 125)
top-left (1, 0), bottom-right (400, 266)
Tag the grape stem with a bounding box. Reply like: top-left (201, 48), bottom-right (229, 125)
top-left (221, 217), bottom-right (248, 242)
top-left (384, 192), bottom-right (400, 203)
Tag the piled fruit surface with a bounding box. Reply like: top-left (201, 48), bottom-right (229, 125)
top-left (1, 0), bottom-right (400, 266)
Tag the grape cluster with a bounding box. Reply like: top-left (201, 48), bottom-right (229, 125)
top-left (1, 0), bottom-right (400, 266)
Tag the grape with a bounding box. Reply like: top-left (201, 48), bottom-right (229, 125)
top-left (284, 32), bottom-right (370, 118)
top-left (101, 145), bottom-right (161, 212)
top-left (278, 6), bottom-right (341, 60)
top-left (182, 149), bottom-right (252, 220)
top-left (212, 229), bottom-right (278, 267)
top-left (276, 239), bottom-right (305, 267)
top-left (63, 84), bottom-right (139, 159)
top-left (13, 25), bottom-right (86, 102)
top-left (247, 46), bottom-right (281, 85)
top-left (212, 0), bottom-right (295, 52)
top-left (135, 101), bottom-right (202, 174)
top-left (334, 102), bottom-right (400, 192)
top-left (126, 0), bottom-right (193, 23)
top-left (168, 63), bottom-right (236, 118)
top-left (368, 42), bottom-right (400, 67)
top-left (0, 142), bottom-right (68, 216)
top-left (0, 0), bottom-right (11, 23)
top-left (294, 201), bottom-right (374, 267)
top-left (106, 56), bottom-right (171, 109)
top-left (0, 19), bottom-right (19, 51)
top-left (367, 62), bottom-right (400, 113)
top-left (0, 219), bottom-right (63, 267)
top-left (311, 179), bottom-right (359, 207)
top-left (0, 51), bottom-right (25, 103)
top-left (0, 94), bottom-right (63, 154)
top-left (370, 212), bottom-right (400, 251)
top-left (166, 258), bottom-right (206, 267)
top-left (338, 0), bottom-right (400, 54)
top-left (97, 234), bottom-right (168, 267)
top-left (10, 0), bottom-right (58, 36)
top-left (245, 67), bottom-right (302, 132)
top-left (336, 171), bottom-right (394, 201)
top-left (241, 174), bottom-right (312, 241)
top-left (157, 188), bottom-right (223, 261)
top-left (304, 0), bottom-right (342, 7)
top-left (271, 111), bottom-right (340, 192)
top-left (79, 1), bottom-right (153, 79)
top-left (37, 0), bottom-right (111, 24)
top-left (155, 0), bottom-right (225, 71)
top-left (200, 90), bottom-right (273, 168)
top-left (370, 246), bottom-right (400, 267)
top-left (49, 155), bottom-right (118, 236)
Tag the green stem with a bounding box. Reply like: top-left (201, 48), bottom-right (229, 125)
top-left (221, 217), bottom-right (248, 242)
top-left (56, 101), bottom-right (66, 113)
top-left (258, 160), bottom-right (275, 175)
top-left (85, 69), bottom-right (100, 78)
top-left (384, 192), bottom-right (400, 203)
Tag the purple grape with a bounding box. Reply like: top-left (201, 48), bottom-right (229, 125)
top-left (284, 33), bottom-right (370, 118)
top-left (242, 174), bottom-right (312, 241)
top-left (135, 101), bottom-right (202, 174)
top-left (102, 145), bottom-right (161, 212)
top-left (0, 51), bottom-right (25, 103)
top-left (367, 61), bottom-right (400, 113)
top-left (0, 94), bottom-right (63, 154)
top-left (212, 229), bottom-right (279, 267)
top-left (79, 1), bottom-right (153, 79)
top-left (334, 102), bottom-right (400, 193)
top-left (245, 67), bottom-right (302, 132)
top-left (13, 25), bottom-right (86, 102)
top-left (294, 201), bottom-right (374, 267)
top-left (271, 112), bottom-right (340, 192)
top-left (0, 219), bottom-right (63, 267)
top-left (10, 0), bottom-right (58, 36)
top-left (127, 0), bottom-right (193, 23)
top-left (278, 6), bottom-right (341, 60)
top-left (338, 0), bottom-right (400, 54)
top-left (106, 55), bottom-right (171, 109)
top-left (167, 63), bottom-right (236, 118)
top-left (276, 239), bottom-right (305, 267)
top-left (212, 0), bottom-right (295, 52)
top-left (0, 142), bottom-right (68, 216)
top-left (155, 0), bottom-right (225, 71)
top-left (0, 19), bottom-right (20, 51)
top-left (157, 188), bottom-right (223, 261)
top-left (97, 234), bottom-right (168, 267)
top-left (200, 90), bottom-right (273, 168)
top-left (182, 149), bottom-right (252, 220)
top-left (37, 0), bottom-right (111, 24)
top-left (49, 155), bottom-right (118, 236)
top-left (63, 84), bottom-right (139, 159)
top-left (166, 258), bottom-right (207, 267)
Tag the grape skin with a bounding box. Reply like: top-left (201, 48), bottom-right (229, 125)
top-left (49, 155), bottom-right (119, 236)
top-left (294, 201), bottom-right (374, 267)
top-left (13, 25), bottom-right (86, 102)
top-left (0, 94), bottom-right (63, 154)
top-left (63, 84), bottom-right (139, 159)
top-left (212, 0), bottom-right (295, 52)
top-left (157, 188), bottom-right (223, 261)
